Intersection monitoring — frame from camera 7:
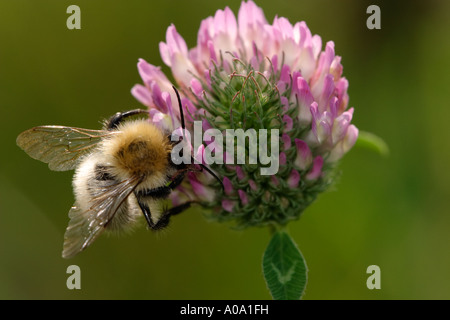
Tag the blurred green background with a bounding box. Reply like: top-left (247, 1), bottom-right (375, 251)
top-left (1, 0), bottom-right (449, 299)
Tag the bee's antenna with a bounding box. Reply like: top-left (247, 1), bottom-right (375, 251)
top-left (172, 85), bottom-right (186, 130)
top-left (194, 158), bottom-right (224, 191)
top-left (201, 164), bottom-right (224, 190)
top-left (173, 85), bottom-right (224, 191)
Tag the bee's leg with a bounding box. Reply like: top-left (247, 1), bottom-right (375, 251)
top-left (136, 186), bottom-right (171, 200)
top-left (135, 170), bottom-right (188, 200)
top-left (134, 196), bottom-right (156, 229)
top-left (134, 180), bottom-right (181, 200)
top-left (166, 170), bottom-right (188, 189)
top-left (135, 193), bottom-right (195, 230)
top-left (151, 201), bottom-right (195, 230)
top-left (106, 109), bottom-right (148, 130)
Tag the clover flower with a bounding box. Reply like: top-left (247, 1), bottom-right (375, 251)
top-left (131, 0), bottom-right (358, 228)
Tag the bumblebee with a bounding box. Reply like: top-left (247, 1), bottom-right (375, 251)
top-left (17, 87), bottom-right (220, 258)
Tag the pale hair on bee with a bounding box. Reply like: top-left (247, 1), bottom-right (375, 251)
top-left (16, 86), bottom-right (222, 259)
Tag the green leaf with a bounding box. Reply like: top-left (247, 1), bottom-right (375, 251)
top-left (262, 230), bottom-right (308, 300)
top-left (355, 131), bottom-right (389, 157)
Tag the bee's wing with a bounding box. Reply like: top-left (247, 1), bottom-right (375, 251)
top-left (62, 176), bottom-right (142, 259)
top-left (16, 126), bottom-right (115, 171)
